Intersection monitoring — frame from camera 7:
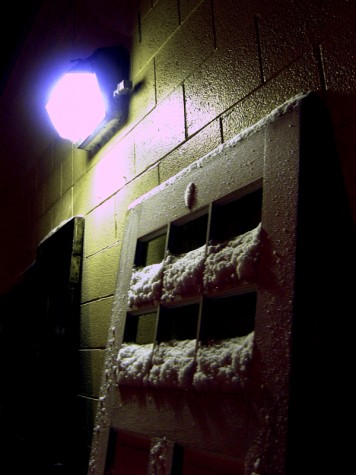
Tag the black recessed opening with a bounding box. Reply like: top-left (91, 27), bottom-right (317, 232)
top-left (123, 312), bottom-right (157, 344)
top-left (171, 444), bottom-right (184, 475)
top-left (200, 292), bottom-right (256, 342)
top-left (134, 233), bottom-right (167, 267)
top-left (168, 214), bottom-right (208, 255)
top-left (210, 188), bottom-right (262, 242)
top-left (156, 304), bottom-right (199, 342)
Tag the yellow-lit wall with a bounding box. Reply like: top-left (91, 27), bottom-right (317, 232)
top-left (1, 0), bottom-right (355, 472)
top-left (79, 0), bottom-right (355, 465)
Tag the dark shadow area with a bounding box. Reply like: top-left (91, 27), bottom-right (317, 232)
top-left (168, 214), bottom-right (209, 255)
top-left (200, 292), bottom-right (256, 342)
top-left (210, 188), bottom-right (263, 243)
top-left (157, 304), bottom-right (200, 342)
top-left (78, 45), bottom-right (131, 157)
top-left (0, 216), bottom-right (85, 475)
top-left (0, 0), bottom-right (44, 95)
top-left (286, 93), bottom-right (356, 474)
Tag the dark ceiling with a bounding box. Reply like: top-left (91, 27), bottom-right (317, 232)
top-left (0, 1), bottom-right (43, 95)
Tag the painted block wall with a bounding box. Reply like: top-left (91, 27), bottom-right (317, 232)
top-left (78, 1), bottom-right (355, 468)
top-left (0, 0), bottom-right (354, 473)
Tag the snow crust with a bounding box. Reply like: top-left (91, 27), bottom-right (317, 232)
top-left (193, 333), bottom-right (254, 392)
top-left (150, 339), bottom-right (197, 389)
top-left (204, 223), bottom-right (261, 290)
top-left (128, 262), bottom-right (164, 310)
top-left (127, 223), bottom-right (261, 309)
top-left (149, 437), bottom-right (170, 475)
top-left (116, 333), bottom-right (253, 392)
top-left (120, 224), bottom-right (260, 392)
top-left (162, 245), bottom-right (206, 301)
top-left (116, 342), bottom-right (154, 386)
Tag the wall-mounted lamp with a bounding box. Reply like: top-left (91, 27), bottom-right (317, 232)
top-left (46, 45), bottom-right (131, 152)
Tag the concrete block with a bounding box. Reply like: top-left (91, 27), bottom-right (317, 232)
top-left (79, 349), bottom-right (106, 398)
top-left (135, 87), bottom-right (185, 173)
top-left (80, 296), bottom-right (114, 348)
top-left (222, 51), bottom-right (321, 142)
top-left (156, 0), bottom-right (214, 102)
top-left (81, 241), bottom-right (121, 302)
top-left (84, 196), bottom-right (116, 256)
top-left (159, 118), bottom-right (221, 182)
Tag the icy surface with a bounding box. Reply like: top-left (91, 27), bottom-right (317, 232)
top-left (204, 223), bottom-right (261, 290)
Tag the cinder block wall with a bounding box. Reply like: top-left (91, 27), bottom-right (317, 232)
top-left (5, 0), bottom-right (355, 472)
top-left (77, 0), bottom-right (355, 468)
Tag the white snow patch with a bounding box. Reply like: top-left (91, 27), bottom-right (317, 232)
top-left (204, 224), bottom-right (261, 291)
top-left (120, 219), bottom-right (261, 392)
top-left (127, 224), bottom-right (261, 309)
top-left (251, 457), bottom-right (261, 475)
top-left (116, 343), bottom-right (153, 386)
top-left (162, 245), bottom-right (206, 301)
top-left (184, 181), bottom-right (196, 208)
top-left (149, 437), bottom-right (170, 475)
top-left (116, 340), bottom-right (196, 389)
top-left (127, 262), bottom-right (164, 310)
top-left (193, 333), bottom-right (254, 392)
top-left (116, 334), bottom-right (254, 392)
top-left (149, 339), bottom-right (197, 389)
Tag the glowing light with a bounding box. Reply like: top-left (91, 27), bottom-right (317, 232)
top-left (45, 72), bottom-right (106, 144)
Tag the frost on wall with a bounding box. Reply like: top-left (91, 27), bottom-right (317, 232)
top-left (162, 245), bottom-right (206, 301)
top-left (204, 224), bottom-right (261, 291)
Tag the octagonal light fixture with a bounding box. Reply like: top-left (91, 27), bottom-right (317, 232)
top-left (45, 45), bottom-right (131, 152)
